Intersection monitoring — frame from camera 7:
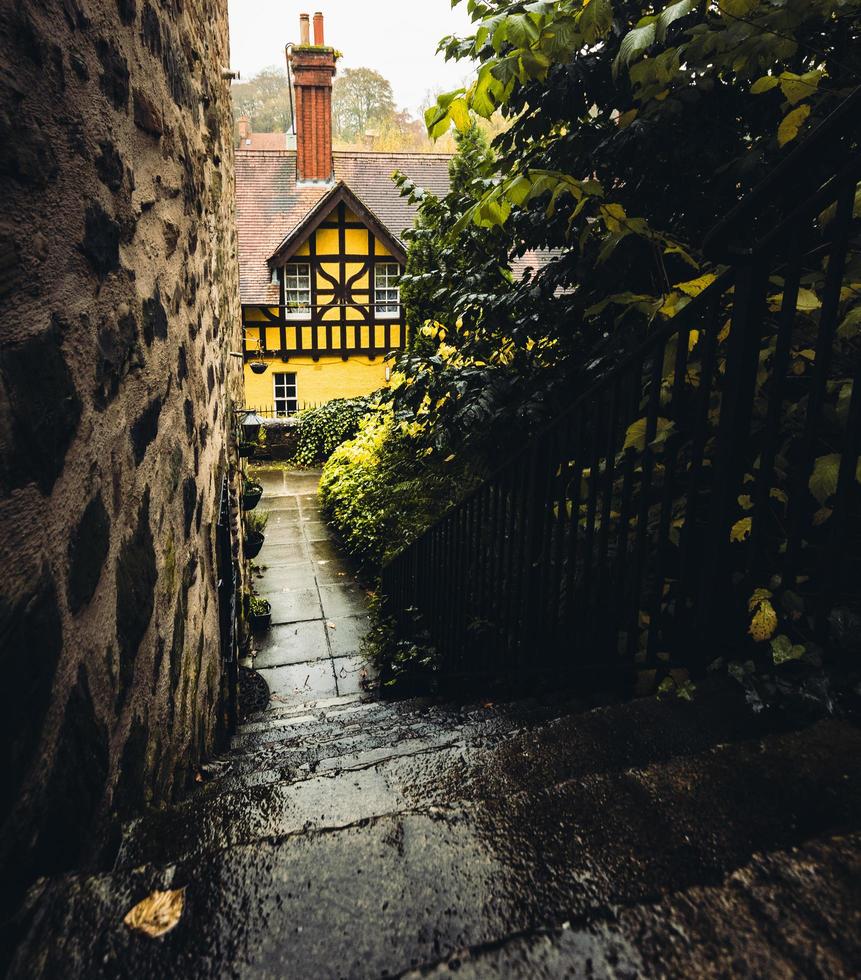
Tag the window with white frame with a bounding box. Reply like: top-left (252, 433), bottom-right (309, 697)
top-left (284, 263), bottom-right (311, 316)
top-left (375, 263), bottom-right (401, 316)
top-left (273, 372), bottom-right (298, 416)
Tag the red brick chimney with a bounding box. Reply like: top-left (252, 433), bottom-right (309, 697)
top-left (289, 12), bottom-right (336, 184)
top-left (237, 115), bottom-right (251, 141)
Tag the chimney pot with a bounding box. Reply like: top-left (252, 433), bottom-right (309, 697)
top-left (313, 12), bottom-right (324, 46)
top-left (299, 13), bottom-right (310, 46)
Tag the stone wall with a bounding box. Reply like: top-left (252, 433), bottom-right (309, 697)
top-left (0, 0), bottom-right (242, 922)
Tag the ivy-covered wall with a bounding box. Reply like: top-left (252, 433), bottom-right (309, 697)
top-left (0, 0), bottom-right (242, 923)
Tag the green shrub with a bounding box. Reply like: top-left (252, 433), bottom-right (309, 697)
top-left (319, 407), bottom-right (483, 571)
top-left (292, 396), bottom-right (374, 467)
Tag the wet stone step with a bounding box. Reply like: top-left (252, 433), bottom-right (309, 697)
top-left (13, 736), bottom-right (861, 980)
top-left (118, 718), bottom-right (860, 874)
top-left (222, 707), bottom-right (580, 784)
top-left (235, 692), bottom-right (592, 746)
top-left (400, 831), bottom-right (861, 980)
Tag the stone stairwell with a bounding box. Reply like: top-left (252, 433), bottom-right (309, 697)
top-left (8, 684), bottom-right (861, 978)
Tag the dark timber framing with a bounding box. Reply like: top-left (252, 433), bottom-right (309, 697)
top-left (243, 184), bottom-right (405, 362)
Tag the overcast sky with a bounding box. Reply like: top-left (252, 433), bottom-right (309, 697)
top-left (227, 0), bottom-right (477, 116)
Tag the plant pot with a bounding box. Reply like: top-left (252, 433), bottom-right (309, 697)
top-left (249, 362), bottom-right (268, 375)
top-left (249, 600), bottom-right (271, 632)
top-left (245, 531), bottom-right (264, 559)
top-left (243, 483), bottom-right (263, 510)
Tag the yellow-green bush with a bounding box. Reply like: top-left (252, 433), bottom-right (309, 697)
top-left (319, 407), bottom-right (483, 570)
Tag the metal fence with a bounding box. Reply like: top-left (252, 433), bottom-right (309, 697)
top-left (237, 404), bottom-right (319, 422)
top-left (381, 88), bottom-right (861, 685)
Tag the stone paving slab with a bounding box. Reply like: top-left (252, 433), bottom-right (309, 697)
top-left (256, 659), bottom-right (337, 706)
top-left (254, 566), bottom-right (317, 594)
top-left (259, 497), bottom-right (299, 514)
top-left (332, 655), bottom-right (371, 696)
top-left (267, 588), bottom-right (323, 626)
top-left (313, 560), bottom-right (355, 583)
top-left (262, 525), bottom-right (305, 546)
top-left (327, 615), bottom-right (370, 659)
top-left (302, 521), bottom-right (331, 542)
top-left (254, 622), bottom-right (331, 669)
top-left (319, 583), bottom-right (367, 619)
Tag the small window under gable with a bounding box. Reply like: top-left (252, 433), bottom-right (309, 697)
top-left (375, 263), bottom-right (401, 317)
top-left (285, 262), bottom-right (311, 316)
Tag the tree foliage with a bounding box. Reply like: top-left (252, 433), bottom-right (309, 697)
top-left (232, 67), bottom-right (293, 133)
top-left (333, 67), bottom-right (397, 142)
top-left (377, 0), bottom-right (861, 454)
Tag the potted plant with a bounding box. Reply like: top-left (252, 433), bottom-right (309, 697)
top-left (244, 509), bottom-right (268, 559)
top-left (249, 594), bottom-right (272, 631)
top-left (243, 479), bottom-right (263, 510)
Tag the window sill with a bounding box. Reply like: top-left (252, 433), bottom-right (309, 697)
top-left (375, 312), bottom-right (401, 320)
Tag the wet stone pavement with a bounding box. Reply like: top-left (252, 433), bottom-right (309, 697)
top-left (7, 479), bottom-right (861, 980)
top-left (247, 467), bottom-right (375, 702)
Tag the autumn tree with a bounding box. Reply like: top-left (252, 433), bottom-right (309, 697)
top-left (232, 67), bottom-right (293, 133)
top-left (332, 67), bottom-right (397, 142)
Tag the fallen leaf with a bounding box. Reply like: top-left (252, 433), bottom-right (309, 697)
top-left (730, 517), bottom-right (752, 542)
top-left (326, 621), bottom-right (337, 630)
top-left (124, 888), bottom-right (185, 938)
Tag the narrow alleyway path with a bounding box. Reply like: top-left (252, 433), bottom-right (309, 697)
top-left (7, 473), bottom-right (861, 977)
top-left (248, 467), bottom-right (375, 702)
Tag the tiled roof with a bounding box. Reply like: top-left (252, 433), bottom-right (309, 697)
top-left (235, 149), bottom-right (452, 302)
top-left (237, 133), bottom-right (291, 151)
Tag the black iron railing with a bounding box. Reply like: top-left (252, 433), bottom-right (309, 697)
top-left (237, 405), bottom-right (319, 421)
top-left (382, 88), bottom-right (861, 684)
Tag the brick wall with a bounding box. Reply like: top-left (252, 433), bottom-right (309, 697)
top-left (0, 0), bottom-right (242, 926)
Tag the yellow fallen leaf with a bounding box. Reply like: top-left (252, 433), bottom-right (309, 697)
top-left (124, 888), bottom-right (185, 938)
top-left (730, 517), bottom-right (752, 542)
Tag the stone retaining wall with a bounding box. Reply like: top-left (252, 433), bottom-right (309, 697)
top-left (0, 0), bottom-right (242, 921)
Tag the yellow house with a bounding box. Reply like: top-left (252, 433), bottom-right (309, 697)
top-left (235, 12), bottom-right (451, 413)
